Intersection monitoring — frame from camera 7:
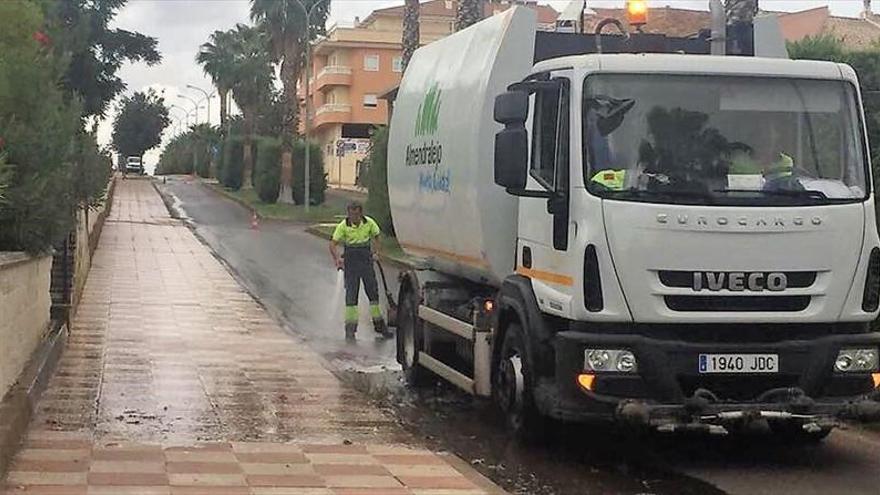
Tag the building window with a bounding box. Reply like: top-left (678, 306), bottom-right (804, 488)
top-left (363, 94), bottom-right (378, 109)
top-left (364, 54), bottom-right (379, 71)
top-left (392, 56), bottom-right (403, 72)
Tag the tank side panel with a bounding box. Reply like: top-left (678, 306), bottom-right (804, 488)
top-left (388, 7), bottom-right (537, 284)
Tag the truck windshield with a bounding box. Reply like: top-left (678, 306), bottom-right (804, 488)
top-left (582, 74), bottom-right (868, 205)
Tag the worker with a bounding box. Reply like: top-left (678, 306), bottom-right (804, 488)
top-left (329, 201), bottom-right (391, 341)
top-left (728, 124), bottom-right (794, 181)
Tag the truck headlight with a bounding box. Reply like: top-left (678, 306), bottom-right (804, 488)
top-left (835, 348), bottom-right (879, 372)
top-left (584, 349), bottom-right (638, 373)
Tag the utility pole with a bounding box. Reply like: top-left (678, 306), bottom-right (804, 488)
top-left (294, 0), bottom-right (329, 212)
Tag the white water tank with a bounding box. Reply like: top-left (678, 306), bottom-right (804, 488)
top-left (388, 7), bottom-right (537, 285)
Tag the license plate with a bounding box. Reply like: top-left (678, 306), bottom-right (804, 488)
top-left (699, 354), bottom-right (778, 373)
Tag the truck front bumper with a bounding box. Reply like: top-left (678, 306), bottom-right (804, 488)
top-left (534, 328), bottom-right (880, 429)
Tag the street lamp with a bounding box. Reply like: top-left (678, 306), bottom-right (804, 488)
top-left (294, 0), bottom-right (329, 212)
top-left (187, 84), bottom-right (215, 126)
top-left (170, 104), bottom-right (191, 128)
top-left (178, 94), bottom-right (201, 124)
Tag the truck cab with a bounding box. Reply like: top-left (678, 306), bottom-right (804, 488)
top-left (494, 53), bottom-right (880, 435)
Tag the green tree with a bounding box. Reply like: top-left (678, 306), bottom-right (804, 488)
top-left (0, 0), bottom-right (82, 252)
top-left (156, 124), bottom-right (221, 177)
top-left (227, 23), bottom-right (273, 188)
top-left (250, 0), bottom-right (330, 199)
top-left (786, 33), bottom-right (846, 61)
top-left (365, 126), bottom-right (394, 235)
top-left (111, 89), bottom-right (171, 159)
top-left (44, 0), bottom-right (161, 120)
top-left (197, 30), bottom-right (237, 128)
top-left (402, 0), bottom-right (420, 72)
top-left (455, 0), bottom-right (484, 31)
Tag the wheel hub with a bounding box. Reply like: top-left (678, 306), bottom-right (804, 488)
top-left (498, 354), bottom-right (524, 414)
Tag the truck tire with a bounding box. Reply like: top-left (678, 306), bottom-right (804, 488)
top-left (397, 287), bottom-right (431, 387)
top-left (493, 322), bottom-right (544, 440)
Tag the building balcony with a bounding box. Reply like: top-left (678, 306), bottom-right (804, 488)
top-left (314, 103), bottom-right (352, 128)
top-left (315, 66), bottom-right (352, 91)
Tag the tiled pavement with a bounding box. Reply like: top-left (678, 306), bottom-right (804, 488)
top-left (2, 179), bottom-right (503, 494)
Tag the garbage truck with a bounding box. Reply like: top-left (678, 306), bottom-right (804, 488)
top-left (387, 6), bottom-right (880, 438)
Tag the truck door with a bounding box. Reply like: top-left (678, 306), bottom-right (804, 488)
top-left (517, 71), bottom-right (573, 317)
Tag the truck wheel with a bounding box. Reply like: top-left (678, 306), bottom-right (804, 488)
top-left (397, 287), bottom-right (431, 387)
top-left (769, 422), bottom-right (832, 443)
top-left (494, 323), bottom-right (544, 440)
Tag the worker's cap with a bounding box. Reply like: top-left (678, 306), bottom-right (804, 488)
top-left (347, 201), bottom-right (363, 210)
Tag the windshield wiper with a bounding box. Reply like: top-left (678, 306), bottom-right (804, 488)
top-left (714, 188), bottom-right (828, 200)
top-left (610, 188), bottom-right (716, 203)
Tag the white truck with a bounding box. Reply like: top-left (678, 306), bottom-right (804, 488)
top-left (388, 7), bottom-right (880, 439)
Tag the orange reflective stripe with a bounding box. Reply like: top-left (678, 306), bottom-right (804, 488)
top-left (516, 267), bottom-right (574, 287)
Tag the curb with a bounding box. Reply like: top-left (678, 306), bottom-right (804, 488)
top-left (203, 182), bottom-right (263, 219)
top-left (439, 452), bottom-right (510, 495)
top-left (0, 322), bottom-right (68, 478)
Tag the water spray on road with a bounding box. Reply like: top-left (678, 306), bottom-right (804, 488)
top-left (328, 268), bottom-right (344, 324)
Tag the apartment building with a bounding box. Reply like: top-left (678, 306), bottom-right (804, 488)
top-left (301, 0), bottom-right (559, 187)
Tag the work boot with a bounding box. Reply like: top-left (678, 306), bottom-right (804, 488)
top-left (373, 319), bottom-right (392, 338)
top-left (345, 323), bottom-right (357, 342)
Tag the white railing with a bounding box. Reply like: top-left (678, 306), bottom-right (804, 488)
top-left (317, 66), bottom-right (352, 79)
top-left (316, 103), bottom-right (352, 115)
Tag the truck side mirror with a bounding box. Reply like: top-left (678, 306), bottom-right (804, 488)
top-left (494, 91), bottom-right (529, 190)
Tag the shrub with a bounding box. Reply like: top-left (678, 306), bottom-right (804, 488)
top-left (0, 0), bottom-right (83, 253)
top-left (292, 140), bottom-right (327, 205)
top-left (220, 136), bottom-right (244, 190)
top-left (255, 137), bottom-right (281, 203)
top-left (365, 126), bottom-right (394, 235)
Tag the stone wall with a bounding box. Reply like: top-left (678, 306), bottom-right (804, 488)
top-left (0, 254), bottom-right (52, 401)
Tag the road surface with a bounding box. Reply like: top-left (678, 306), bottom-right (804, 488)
top-left (159, 176), bottom-right (880, 495)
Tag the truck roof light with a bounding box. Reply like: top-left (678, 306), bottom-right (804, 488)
top-left (626, 0), bottom-right (648, 27)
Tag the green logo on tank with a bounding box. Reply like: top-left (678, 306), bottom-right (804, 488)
top-left (415, 83), bottom-right (442, 136)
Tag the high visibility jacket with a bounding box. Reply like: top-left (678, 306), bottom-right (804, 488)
top-left (729, 151), bottom-right (794, 178)
top-left (332, 216), bottom-right (381, 248)
top-left (590, 169), bottom-right (626, 191)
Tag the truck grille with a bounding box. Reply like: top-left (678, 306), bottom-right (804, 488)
top-left (659, 271), bottom-right (817, 289)
top-left (664, 295), bottom-right (811, 312)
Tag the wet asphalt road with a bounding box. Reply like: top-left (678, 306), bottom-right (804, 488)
top-left (158, 176), bottom-right (880, 495)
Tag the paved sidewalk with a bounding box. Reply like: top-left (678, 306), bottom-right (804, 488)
top-left (2, 179), bottom-right (502, 494)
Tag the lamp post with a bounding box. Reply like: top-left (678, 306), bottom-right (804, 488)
top-left (294, 0), bottom-right (329, 212)
top-left (170, 105), bottom-right (190, 128)
top-left (187, 84), bottom-right (215, 126)
top-left (178, 94), bottom-right (201, 124)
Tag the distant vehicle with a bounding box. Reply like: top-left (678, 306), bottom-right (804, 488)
top-left (125, 156), bottom-right (144, 175)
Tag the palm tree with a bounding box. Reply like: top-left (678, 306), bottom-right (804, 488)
top-left (228, 23), bottom-right (273, 189)
top-left (250, 0), bottom-right (330, 202)
top-left (724, 0), bottom-right (758, 23)
top-left (402, 0), bottom-right (420, 72)
top-left (196, 30), bottom-right (237, 129)
top-left (455, 0), bottom-right (484, 31)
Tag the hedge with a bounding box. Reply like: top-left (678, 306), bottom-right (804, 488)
top-left (255, 137), bottom-right (281, 203)
top-left (292, 140), bottom-right (327, 205)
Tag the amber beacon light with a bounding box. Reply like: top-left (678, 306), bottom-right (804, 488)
top-left (626, 0), bottom-right (649, 27)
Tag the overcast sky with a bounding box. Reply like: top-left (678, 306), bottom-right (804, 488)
top-left (101, 0), bottom-right (871, 169)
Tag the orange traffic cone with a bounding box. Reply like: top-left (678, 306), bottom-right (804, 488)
top-left (250, 211), bottom-right (260, 230)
